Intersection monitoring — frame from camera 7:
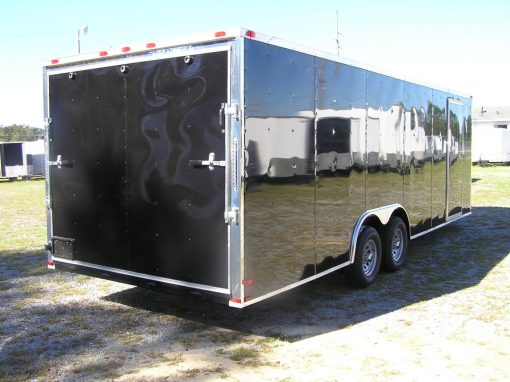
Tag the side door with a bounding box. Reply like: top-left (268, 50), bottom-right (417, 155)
top-left (446, 98), bottom-right (463, 219)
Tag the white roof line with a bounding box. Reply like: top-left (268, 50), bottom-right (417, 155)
top-left (247, 29), bottom-right (471, 98)
top-left (44, 27), bottom-right (470, 98)
top-left (43, 27), bottom-right (244, 67)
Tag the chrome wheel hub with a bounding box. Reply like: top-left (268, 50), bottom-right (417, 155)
top-left (391, 228), bottom-right (404, 262)
top-left (362, 239), bottom-right (377, 276)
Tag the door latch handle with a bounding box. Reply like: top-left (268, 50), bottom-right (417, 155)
top-left (189, 152), bottom-right (225, 171)
top-left (48, 154), bottom-right (73, 169)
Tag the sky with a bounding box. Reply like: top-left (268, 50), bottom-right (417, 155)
top-left (0, 0), bottom-right (509, 127)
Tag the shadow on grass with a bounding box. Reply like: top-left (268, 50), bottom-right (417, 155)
top-left (102, 206), bottom-right (510, 341)
top-left (1, 207), bottom-right (508, 380)
top-left (0, 249), bottom-right (47, 281)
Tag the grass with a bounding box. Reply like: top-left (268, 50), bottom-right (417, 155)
top-left (228, 346), bottom-right (259, 363)
top-left (0, 166), bottom-right (509, 380)
top-left (182, 366), bottom-right (225, 378)
top-left (0, 179), bottom-right (46, 254)
top-left (71, 359), bottom-right (124, 377)
top-left (471, 164), bottom-right (510, 206)
top-left (120, 333), bottom-right (144, 345)
top-left (206, 328), bottom-right (249, 345)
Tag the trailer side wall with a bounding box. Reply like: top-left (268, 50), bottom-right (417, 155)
top-left (243, 40), bottom-right (316, 298)
top-left (242, 39), bottom-right (471, 300)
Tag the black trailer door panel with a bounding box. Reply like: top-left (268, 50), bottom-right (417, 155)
top-left (49, 67), bottom-right (127, 267)
top-left (49, 50), bottom-right (229, 289)
top-left (124, 53), bottom-right (229, 287)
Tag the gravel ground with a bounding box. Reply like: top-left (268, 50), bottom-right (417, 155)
top-left (1, 167), bottom-right (509, 381)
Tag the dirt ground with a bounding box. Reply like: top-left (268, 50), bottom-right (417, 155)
top-left (1, 166), bottom-right (509, 381)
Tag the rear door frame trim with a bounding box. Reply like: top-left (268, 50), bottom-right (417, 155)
top-left (45, 43), bottom-right (233, 295)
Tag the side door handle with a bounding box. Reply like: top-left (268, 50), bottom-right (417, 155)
top-left (188, 152), bottom-right (225, 171)
top-left (48, 154), bottom-right (73, 169)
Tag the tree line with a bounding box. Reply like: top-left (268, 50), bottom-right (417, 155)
top-left (0, 124), bottom-right (45, 142)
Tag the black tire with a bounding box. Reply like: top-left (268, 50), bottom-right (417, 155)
top-left (345, 226), bottom-right (382, 287)
top-left (381, 217), bottom-right (408, 272)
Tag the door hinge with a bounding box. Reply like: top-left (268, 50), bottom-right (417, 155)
top-left (223, 103), bottom-right (239, 121)
top-left (225, 207), bottom-right (239, 225)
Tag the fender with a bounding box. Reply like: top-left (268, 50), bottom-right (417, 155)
top-left (349, 204), bottom-right (410, 263)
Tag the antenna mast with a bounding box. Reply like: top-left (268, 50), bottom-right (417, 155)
top-left (336, 10), bottom-right (341, 55)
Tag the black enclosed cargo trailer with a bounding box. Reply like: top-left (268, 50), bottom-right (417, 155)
top-left (44, 28), bottom-right (471, 307)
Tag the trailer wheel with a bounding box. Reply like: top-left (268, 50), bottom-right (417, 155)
top-left (382, 217), bottom-right (408, 272)
top-left (346, 226), bottom-right (381, 287)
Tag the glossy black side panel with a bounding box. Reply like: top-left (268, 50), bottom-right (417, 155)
top-left (366, 73), bottom-right (404, 210)
top-left (49, 68), bottom-right (127, 267)
top-left (315, 59), bottom-right (366, 267)
top-left (124, 52), bottom-right (228, 287)
top-left (403, 84), bottom-right (433, 235)
top-left (243, 40), bottom-right (315, 299)
top-left (431, 90), bottom-right (448, 226)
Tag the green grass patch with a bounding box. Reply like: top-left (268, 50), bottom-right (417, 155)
top-left (228, 346), bottom-right (259, 363)
top-left (71, 359), bottom-right (124, 376)
top-left (472, 165), bottom-right (510, 207)
top-left (120, 333), bottom-right (144, 345)
top-left (0, 179), bottom-right (46, 254)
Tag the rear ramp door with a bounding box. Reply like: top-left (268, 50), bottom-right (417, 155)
top-left (48, 49), bottom-right (229, 290)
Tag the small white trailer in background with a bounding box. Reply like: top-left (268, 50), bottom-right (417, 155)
top-left (0, 139), bottom-right (45, 179)
top-left (472, 106), bottom-right (510, 163)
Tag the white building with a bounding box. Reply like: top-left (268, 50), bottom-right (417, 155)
top-left (472, 106), bottom-right (510, 163)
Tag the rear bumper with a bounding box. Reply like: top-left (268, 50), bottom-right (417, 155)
top-left (50, 257), bottom-right (231, 303)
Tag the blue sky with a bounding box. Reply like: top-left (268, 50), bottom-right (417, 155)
top-left (1, 0), bottom-right (509, 127)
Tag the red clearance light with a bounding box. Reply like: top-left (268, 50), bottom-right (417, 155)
top-left (146, 42), bottom-right (156, 48)
top-left (245, 30), bottom-right (256, 38)
top-left (231, 297), bottom-right (242, 304)
top-left (242, 279), bottom-right (253, 286)
top-left (121, 46), bottom-right (131, 53)
top-left (99, 51), bottom-right (108, 57)
top-left (50, 59), bottom-right (59, 64)
top-left (48, 261), bottom-right (54, 266)
top-left (215, 31), bottom-right (226, 37)
top-left (244, 296), bottom-right (252, 302)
